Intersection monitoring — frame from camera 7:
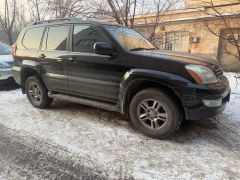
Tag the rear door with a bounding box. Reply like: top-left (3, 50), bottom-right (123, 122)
top-left (38, 25), bottom-right (70, 92)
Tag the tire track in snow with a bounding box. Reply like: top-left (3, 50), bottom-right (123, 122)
top-left (0, 125), bottom-right (109, 180)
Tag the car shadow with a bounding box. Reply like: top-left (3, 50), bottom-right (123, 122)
top-left (169, 115), bottom-right (240, 151)
top-left (0, 79), bottom-right (20, 91)
top-left (49, 100), bottom-right (135, 127)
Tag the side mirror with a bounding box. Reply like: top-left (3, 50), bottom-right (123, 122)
top-left (94, 42), bottom-right (115, 56)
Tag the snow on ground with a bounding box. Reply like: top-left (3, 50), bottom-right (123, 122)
top-left (0, 73), bottom-right (240, 179)
top-left (224, 73), bottom-right (240, 120)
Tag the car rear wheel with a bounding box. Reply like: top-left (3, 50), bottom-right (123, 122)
top-left (25, 76), bottom-right (53, 108)
top-left (129, 88), bottom-right (182, 139)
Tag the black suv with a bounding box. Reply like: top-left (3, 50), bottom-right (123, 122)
top-left (13, 18), bottom-right (231, 139)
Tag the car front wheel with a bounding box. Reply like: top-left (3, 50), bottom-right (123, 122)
top-left (129, 88), bottom-right (182, 139)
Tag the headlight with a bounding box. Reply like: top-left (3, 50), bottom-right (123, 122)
top-left (185, 64), bottom-right (218, 84)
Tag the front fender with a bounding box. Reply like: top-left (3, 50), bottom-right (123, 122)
top-left (121, 69), bottom-right (192, 89)
top-left (119, 68), bottom-right (194, 114)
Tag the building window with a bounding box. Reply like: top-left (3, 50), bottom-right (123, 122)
top-left (165, 31), bottom-right (189, 52)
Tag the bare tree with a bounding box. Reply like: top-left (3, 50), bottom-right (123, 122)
top-left (15, 3), bottom-right (29, 32)
top-left (201, 0), bottom-right (240, 61)
top-left (142, 0), bottom-right (181, 43)
top-left (95, 0), bottom-right (138, 27)
top-left (95, 0), bottom-right (182, 47)
top-left (48, 0), bottom-right (93, 19)
top-left (0, 0), bottom-right (17, 44)
top-left (13, 0), bottom-right (97, 29)
top-left (27, 0), bottom-right (51, 21)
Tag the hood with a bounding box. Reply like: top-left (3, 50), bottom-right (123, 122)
top-left (0, 54), bottom-right (14, 63)
top-left (132, 50), bottom-right (218, 66)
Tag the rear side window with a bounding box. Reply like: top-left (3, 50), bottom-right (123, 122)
top-left (73, 25), bottom-right (107, 53)
top-left (44, 25), bottom-right (70, 51)
top-left (22, 27), bottom-right (44, 49)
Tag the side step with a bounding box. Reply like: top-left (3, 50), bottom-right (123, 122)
top-left (48, 92), bottom-right (118, 112)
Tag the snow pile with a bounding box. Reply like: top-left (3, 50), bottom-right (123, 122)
top-left (225, 72), bottom-right (240, 95)
top-left (224, 73), bottom-right (240, 120)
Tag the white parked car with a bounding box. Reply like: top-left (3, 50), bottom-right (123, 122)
top-left (0, 42), bottom-right (14, 81)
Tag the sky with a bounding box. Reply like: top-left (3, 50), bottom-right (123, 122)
top-left (0, 0), bottom-right (186, 18)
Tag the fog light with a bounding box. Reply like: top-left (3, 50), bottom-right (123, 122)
top-left (203, 99), bottom-right (222, 107)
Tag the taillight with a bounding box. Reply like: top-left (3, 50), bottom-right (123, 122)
top-left (12, 43), bottom-right (17, 57)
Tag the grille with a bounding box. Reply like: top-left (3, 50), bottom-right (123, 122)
top-left (212, 64), bottom-right (223, 76)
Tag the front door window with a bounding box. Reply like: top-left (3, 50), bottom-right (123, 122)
top-left (73, 25), bottom-right (107, 53)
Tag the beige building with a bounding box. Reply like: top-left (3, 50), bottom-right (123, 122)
top-left (134, 0), bottom-right (240, 71)
top-left (185, 0), bottom-right (239, 7)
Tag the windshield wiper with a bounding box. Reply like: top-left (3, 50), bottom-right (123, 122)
top-left (130, 47), bottom-right (157, 51)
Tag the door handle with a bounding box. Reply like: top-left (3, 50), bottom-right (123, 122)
top-left (69, 57), bottom-right (76, 61)
top-left (39, 54), bottom-right (46, 58)
top-left (69, 57), bottom-right (77, 62)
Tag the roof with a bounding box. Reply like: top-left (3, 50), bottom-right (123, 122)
top-left (26, 18), bottom-right (125, 28)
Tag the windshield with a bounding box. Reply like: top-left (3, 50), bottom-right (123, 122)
top-left (106, 25), bottom-right (156, 51)
top-left (0, 43), bottom-right (12, 55)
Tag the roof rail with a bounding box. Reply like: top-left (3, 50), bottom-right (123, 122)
top-left (27, 18), bottom-right (78, 26)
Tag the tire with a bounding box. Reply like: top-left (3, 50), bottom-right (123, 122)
top-left (25, 76), bottom-right (53, 108)
top-left (129, 88), bottom-right (182, 139)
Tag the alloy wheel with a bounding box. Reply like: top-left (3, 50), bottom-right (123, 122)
top-left (137, 99), bottom-right (168, 130)
top-left (28, 82), bottom-right (42, 104)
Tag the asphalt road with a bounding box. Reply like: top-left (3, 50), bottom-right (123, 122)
top-left (0, 125), bottom-right (109, 180)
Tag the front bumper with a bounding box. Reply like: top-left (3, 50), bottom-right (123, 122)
top-left (0, 68), bottom-right (13, 80)
top-left (175, 76), bottom-right (231, 120)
